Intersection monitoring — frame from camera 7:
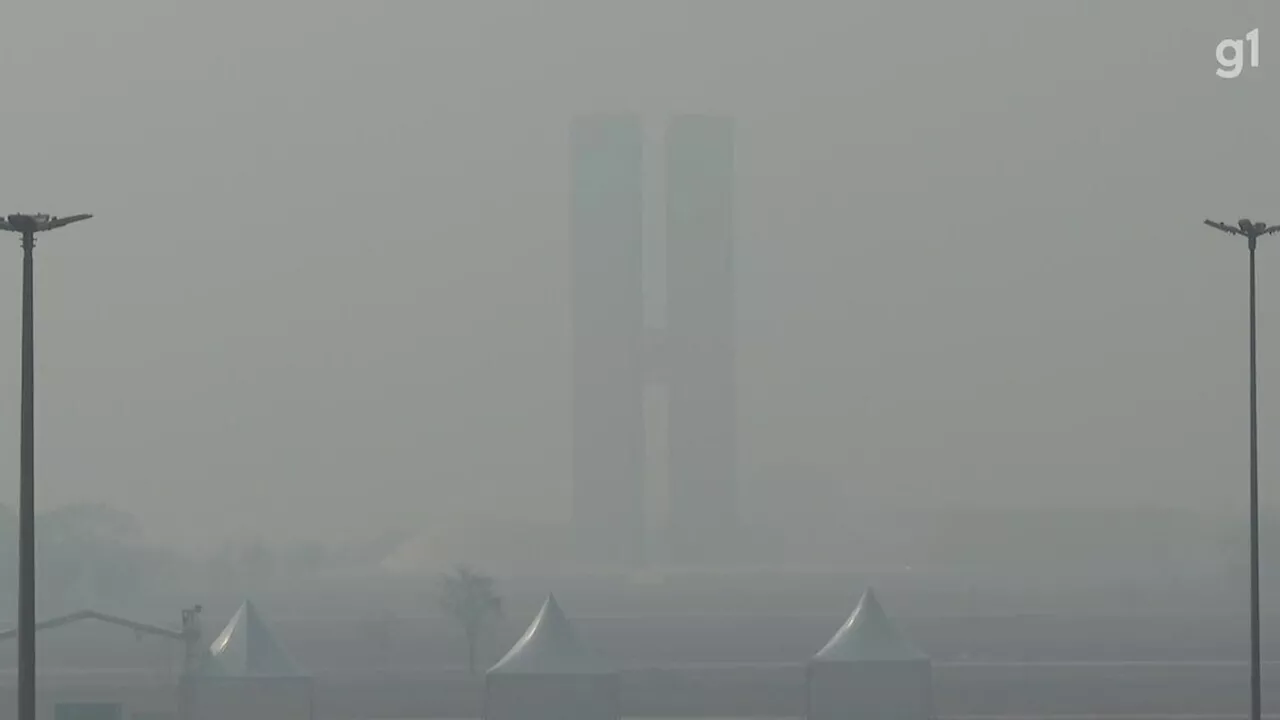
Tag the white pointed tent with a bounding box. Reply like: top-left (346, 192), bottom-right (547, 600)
top-left (201, 600), bottom-right (304, 677)
top-left (485, 594), bottom-right (618, 720)
top-left (489, 593), bottom-right (609, 675)
top-left (186, 601), bottom-right (314, 720)
top-left (806, 588), bottom-right (934, 720)
top-left (813, 587), bottom-right (927, 663)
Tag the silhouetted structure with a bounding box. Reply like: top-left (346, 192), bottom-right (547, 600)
top-left (485, 594), bottom-right (618, 720)
top-left (806, 588), bottom-right (933, 720)
top-left (0, 212), bottom-right (92, 720)
top-left (1203, 217), bottom-right (1280, 720)
top-left (571, 115), bottom-right (647, 568)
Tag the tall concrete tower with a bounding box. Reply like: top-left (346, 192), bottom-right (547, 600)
top-left (570, 114), bottom-right (737, 568)
top-left (664, 115), bottom-right (737, 563)
top-left (570, 115), bottom-right (646, 567)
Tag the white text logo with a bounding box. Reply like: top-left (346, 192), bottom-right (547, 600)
top-left (1217, 29), bottom-right (1260, 78)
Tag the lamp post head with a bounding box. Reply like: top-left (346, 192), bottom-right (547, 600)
top-left (5, 215), bottom-right (40, 234)
top-left (1206, 218), bottom-right (1280, 239)
top-left (0, 213), bottom-right (92, 235)
top-left (1236, 219), bottom-right (1273, 235)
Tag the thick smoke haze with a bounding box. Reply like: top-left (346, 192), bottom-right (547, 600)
top-left (0, 1), bottom-right (1274, 561)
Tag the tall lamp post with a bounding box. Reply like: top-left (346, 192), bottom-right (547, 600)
top-left (1205, 217), bottom-right (1280, 720)
top-left (0, 213), bottom-right (92, 720)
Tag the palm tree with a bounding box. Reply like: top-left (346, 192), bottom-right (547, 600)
top-left (439, 565), bottom-right (503, 674)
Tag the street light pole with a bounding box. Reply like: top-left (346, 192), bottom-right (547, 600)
top-left (18, 230), bottom-right (34, 720)
top-left (1205, 217), bottom-right (1280, 720)
top-left (0, 213), bottom-right (92, 720)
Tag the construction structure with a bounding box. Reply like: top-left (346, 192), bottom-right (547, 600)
top-left (485, 594), bottom-right (618, 720)
top-left (0, 606), bottom-right (196, 720)
top-left (0, 601), bottom-right (309, 720)
top-left (806, 588), bottom-right (934, 720)
top-left (570, 115), bottom-right (738, 568)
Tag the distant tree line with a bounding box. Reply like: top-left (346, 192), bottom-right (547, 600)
top-left (0, 503), bottom-right (396, 620)
top-left (0, 503), bottom-right (163, 617)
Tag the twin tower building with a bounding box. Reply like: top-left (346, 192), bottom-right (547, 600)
top-left (572, 115), bottom-right (736, 568)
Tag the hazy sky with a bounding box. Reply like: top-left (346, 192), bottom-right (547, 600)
top-left (0, 2), bottom-right (1275, 551)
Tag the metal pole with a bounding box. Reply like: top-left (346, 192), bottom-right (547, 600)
top-left (1251, 235), bottom-right (1262, 720)
top-left (19, 232), bottom-right (36, 720)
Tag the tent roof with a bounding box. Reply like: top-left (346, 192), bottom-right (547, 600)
top-left (201, 600), bottom-right (305, 678)
top-left (812, 587), bottom-right (927, 663)
top-left (488, 594), bottom-right (611, 675)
